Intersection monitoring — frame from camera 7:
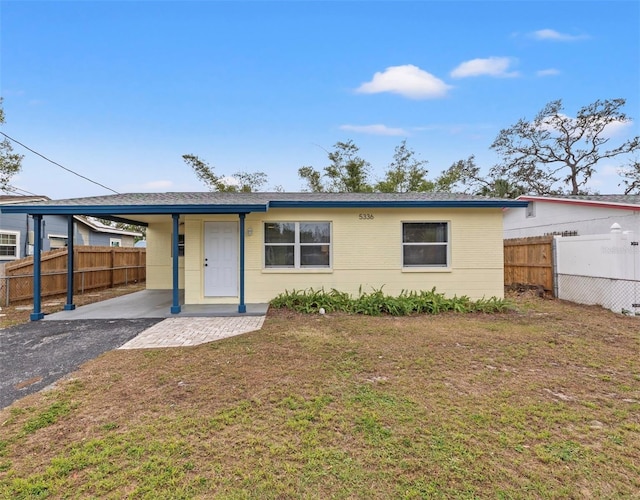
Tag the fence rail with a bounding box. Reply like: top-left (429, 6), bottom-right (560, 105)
top-left (0, 246), bottom-right (146, 305)
top-left (504, 235), bottom-right (555, 295)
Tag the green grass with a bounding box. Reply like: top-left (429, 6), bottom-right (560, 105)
top-left (1, 293), bottom-right (638, 498)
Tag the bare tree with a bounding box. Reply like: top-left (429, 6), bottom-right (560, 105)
top-left (490, 98), bottom-right (640, 195)
top-left (618, 157), bottom-right (640, 195)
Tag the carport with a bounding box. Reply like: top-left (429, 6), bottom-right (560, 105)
top-left (0, 193), bottom-right (270, 321)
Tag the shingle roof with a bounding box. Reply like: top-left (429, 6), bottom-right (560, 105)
top-left (0, 191), bottom-right (528, 216)
top-left (519, 194), bottom-right (640, 208)
top-left (0, 195), bottom-right (50, 204)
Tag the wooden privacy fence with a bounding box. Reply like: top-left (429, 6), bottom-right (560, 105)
top-left (0, 246), bottom-right (146, 305)
top-left (504, 235), bottom-right (555, 296)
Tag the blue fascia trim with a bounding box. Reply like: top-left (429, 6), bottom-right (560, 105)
top-left (0, 204), bottom-right (269, 215)
top-left (0, 200), bottom-right (529, 216)
top-left (267, 200), bottom-right (530, 209)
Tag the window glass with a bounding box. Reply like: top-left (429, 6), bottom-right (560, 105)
top-left (265, 223), bottom-right (295, 243)
top-left (301, 245), bottom-right (330, 266)
top-left (402, 222), bottom-right (449, 267)
top-left (403, 222), bottom-right (447, 243)
top-left (300, 223), bottom-right (330, 243)
top-left (403, 245), bottom-right (447, 266)
top-left (264, 222), bottom-right (331, 269)
top-left (265, 245), bottom-right (295, 267)
top-left (0, 233), bottom-right (18, 258)
top-left (0, 234), bottom-right (16, 245)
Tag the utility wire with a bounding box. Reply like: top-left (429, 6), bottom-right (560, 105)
top-left (2, 184), bottom-right (40, 197)
top-left (0, 131), bottom-right (120, 194)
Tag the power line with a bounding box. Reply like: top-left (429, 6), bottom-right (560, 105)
top-left (0, 131), bottom-right (120, 194)
top-left (2, 184), bottom-right (40, 197)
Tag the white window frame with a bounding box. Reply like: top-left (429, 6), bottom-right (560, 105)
top-left (526, 202), bottom-right (535, 218)
top-left (264, 221), bottom-right (332, 269)
top-left (0, 230), bottom-right (20, 260)
top-left (48, 234), bottom-right (68, 249)
top-left (109, 238), bottom-right (122, 247)
top-left (401, 221), bottom-right (450, 269)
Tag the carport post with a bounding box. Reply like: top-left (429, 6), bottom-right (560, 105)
top-left (30, 214), bottom-right (44, 321)
top-left (171, 213), bottom-right (181, 314)
top-left (238, 213), bottom-right (246, 313)
top-left (64, 215), bottom-right (76, 311)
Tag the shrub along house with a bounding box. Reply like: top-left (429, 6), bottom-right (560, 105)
top-left (0, 192), bottom-right (528, 320)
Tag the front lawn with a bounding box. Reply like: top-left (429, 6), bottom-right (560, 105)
top-left (1, 293), bottom-right (638, 498)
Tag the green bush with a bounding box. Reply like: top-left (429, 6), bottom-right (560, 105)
top-left (270, 287), bottom-right (510, 316)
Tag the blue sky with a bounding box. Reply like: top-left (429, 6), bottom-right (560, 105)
top-left (1, 0), bottom-right (639, 199)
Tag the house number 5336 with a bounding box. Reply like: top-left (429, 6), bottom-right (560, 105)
top-left (359, 213), bottom-right (374, 220)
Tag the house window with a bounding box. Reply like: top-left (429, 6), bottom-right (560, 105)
top-left (109, 238), bottom-right (122, 247)
top-left (264, 222), bottom-right (331, 268)
top-left (48, 235), bottom-right (68, 249)
top-left (526, 202), bottom-right (535, 218)
top-left (0, 231), bottom-right (19, 259)
top-left (178, 234), bottom-right (185, 257)
top-left (402, 222), bottom-right (449, 267)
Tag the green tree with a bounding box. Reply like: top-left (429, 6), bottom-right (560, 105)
top-left (376, 140), bottom-right (434, 192)
top-left (490, 98), bottom-right (640, 195)
top-left (433, 156), bottom-right (524, 198)
top-left (0, 98), bottom-right (23, 191)
top-left (298, 140), bottom-right (373, 192)
top-left (182, 154), bottom-right (267, 192)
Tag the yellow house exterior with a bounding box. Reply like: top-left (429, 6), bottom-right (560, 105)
top-left (0, 192), bottom-right (528, 320)
top-left (147, 206), bottom-right (507, 304)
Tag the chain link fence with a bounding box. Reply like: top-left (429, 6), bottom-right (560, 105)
top-left (557, 273), bottom-right (640, 317)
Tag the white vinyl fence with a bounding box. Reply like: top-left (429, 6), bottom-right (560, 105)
top-left (555, 224), bottom-right (639, 316)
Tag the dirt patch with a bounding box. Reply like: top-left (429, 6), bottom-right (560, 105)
top-left (0, 283), bottom-right (145, 329)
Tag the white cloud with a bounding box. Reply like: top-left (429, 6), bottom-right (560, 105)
top-left (450, 57), bottom-right (519, 78)
top-left (339, 124), bottom-right (408, 136)
top-left (531, 29), bottom-right (588, 41)
top-left (140, 180), bottom-right (174, 190)
top-left (219, 176), bottom-right (240, 187)
top-left (536, 68), bottom-right (560, 77)
top-left (602, 119), bottom-right (634, 138)
top-left (355, 65), bottom-right (452, 99)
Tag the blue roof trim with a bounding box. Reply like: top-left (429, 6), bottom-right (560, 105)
top-left (0, 204), bottom-right (270, 215)
top-left (0, 199), bottom-right (528, 215)
top-left (268, 200), bottom-right (529, 209)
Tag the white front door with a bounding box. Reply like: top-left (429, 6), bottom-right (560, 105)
top-left (204, 222), bottom-right (238, 297)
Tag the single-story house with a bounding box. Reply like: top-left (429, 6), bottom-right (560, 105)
top-left (0, 192), bottom-right (528, 320)
top-left (503, 194), bottom-right (640, 239)
top-left (0, 195), bottom-right (142, 262)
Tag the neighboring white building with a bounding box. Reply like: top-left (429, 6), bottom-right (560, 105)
top-left (503, 194), bottom-right (640, 239)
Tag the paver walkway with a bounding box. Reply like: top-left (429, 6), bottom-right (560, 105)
top-left (118, 316), bottom-right (266, 349)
